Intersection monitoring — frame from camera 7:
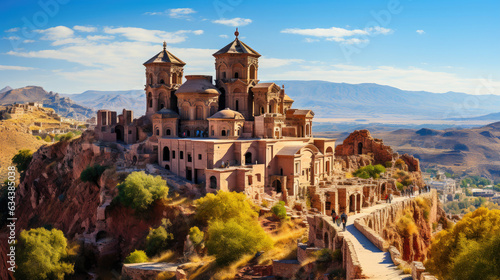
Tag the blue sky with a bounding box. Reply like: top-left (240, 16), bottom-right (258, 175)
top-left (0, 0), bottom-right (499, 95)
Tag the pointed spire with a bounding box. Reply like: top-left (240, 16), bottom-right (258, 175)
top-left (234, 27), bottom-right (239, 38)
top-left (163, 41), bottom-right (167, 50)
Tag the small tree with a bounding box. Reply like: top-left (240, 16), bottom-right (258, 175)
top-left (124, 250), bottom-right (149, 263)
top-left (206, 218), bottom-right (272, 265)
top-left (271, 201), bottom-right (288, 220)
top-left (44, 135), bottom-right (52, 142)
top-left (15, 228), bottom-right (74, 280)
top-left (145, 219), bottom-right (174, 257)
top-left (12, 149), bottom-right (33, 172)
top-left (353, 164), bottom-right (386, 179)
top-left (194, 191), bottom-right (259, 223)
top-left (189, 226), bottom-right (204, 247)
top-left (117, 171), bottom-right (169, 210)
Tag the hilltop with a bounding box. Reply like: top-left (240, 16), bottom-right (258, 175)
top-left (318, 122), bottom-right (500, 180)
top-left (63, 89), bottom-right (145, 116)
top-left (0, 86), bottom-right (95, 120)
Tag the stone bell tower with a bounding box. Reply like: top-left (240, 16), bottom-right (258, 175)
top-left (144, 42), bottom-right (186, 116)
top-left (213, 29), bottom-right (261, 120)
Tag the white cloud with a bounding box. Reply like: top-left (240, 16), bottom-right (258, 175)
top-left (213, 18), bottom-right (252, 27)
top-left (168, 8), bottom-right (196, 19)
top-left (3, 36), bottom-right (20, 40)
top-left (5, 27), bottom-right (19, 32)
top-left (282, 26), bottom-right (392, 45)
top-left (416, 30), bottom-right (425, 35)
top-left (0, 65), bottom-right (35, 71)
top-left (23, 40), bottom-right (35, 43)
top-left (86, 35), bottom-right (114, 41)
top-left (219, 34), bottom-right (229, 38)
top-left (304, 38), bottom-right (319, 43)
top-left (104, 27), bottom-right (203, 43)
top-left (35, 26), bottom-right (74, 40)
top-left (73, 25), bottom-right (97, 32)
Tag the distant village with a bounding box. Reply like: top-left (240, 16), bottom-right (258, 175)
top-left (0, 101), bottom-right (93, 136)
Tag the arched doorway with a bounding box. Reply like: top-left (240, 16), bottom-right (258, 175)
top-left (349, 194), bottom-right (356, 213)
top-left (115, 125), bottom-right (124, 142)
top-left (272, 180), bottom-right (282, 193)
top-left (244, 152), bottom-right (252, 165)
top-left (358, 142), bottom-right (363, 154)
top-left (209, 176), bottom-right (217, 189)
top-left (165, 164), bottom-right (170, 170)
top-left (163, 147), bottom-right (170, 161)
top-left (324, 232), bottom-right (329, 248)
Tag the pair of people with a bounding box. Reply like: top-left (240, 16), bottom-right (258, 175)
top-left (331, 210), bottom-right (348, 231)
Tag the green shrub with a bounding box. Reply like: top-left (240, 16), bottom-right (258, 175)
top-left (188, 226), bottom-right (204, 246)
top-left (58, 132), bottom-right (75, 142)
top-left (385, 161), bottom-right (393, 168)
top-left (206, 218), bottom-right (272, 265)
top-left (117, 171), bottom-right (169, 210)
top-left (195, 191), bottom-right (259, 223)
top-left (44, 135), bottom-right (52, 142)
top-left (315, 248), bottom-right (333, 262)
top-left (396, 182), bottom-right (404, 191)
top-left (12, 149), bottom-right (33, 172)
top-left (80, 164), bottom-right (107, 184)
top-left (145, 219), bottom-right (174, 257)
top-left (271, 201), bottom-right (288, 220)
top-left (353, 164), bottom-right (386, 179)
top-left (15, 228), bottom-right (74, 280)
top-left (195, 191), bottom-right (273, 266)
top-left (124, 250), bottom-right (149, 263)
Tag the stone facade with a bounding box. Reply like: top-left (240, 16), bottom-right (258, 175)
top-left (93, 30), bottom-right (334, 204)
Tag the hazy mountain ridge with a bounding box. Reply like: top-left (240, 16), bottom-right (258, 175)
top-left (62, 89), bottom-right (145, 116)
top-left (0, 86), bottom-right (95, 119)
top-left (271, 81), bottom-right (500, 119)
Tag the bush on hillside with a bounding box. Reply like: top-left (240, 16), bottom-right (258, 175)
top-left (124, 250), bottom-right (149, 263)
top-left (117, 171), bottom-right (169, 210)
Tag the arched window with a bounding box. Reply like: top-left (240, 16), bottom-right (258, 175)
top-left (260, 107), bottom-right (264, 115)
top-left (234, 72), bottom-right (239, 79)
top-left (227, 129), bottom-right (230, 136)
top-left (210, 176), bottom-right (217, 189)
top-left (235, 100), bottom-right (239, 111)
top-left (160, 79), bottom-right (164, 84)
top-left (172, 73), bottom-right (178, 84)
top-left (223, 72), bottom-right (226, 79)
top-left (249, 65), bottom-right (256, 80)
top-left (196, 106), bottom-right (203, 120)
top-left (166, 129), bottom-right (171, 136)
top-left (163, 147), bottom-right (170, 161)
top-left (156, 129), bottom-right (160, 136)
top-left (326, 147), bottom-right (333, 154)
top-left (221, 130), bottom-right (226, 136)
top-left (165, 164), bottom-right (170, 170)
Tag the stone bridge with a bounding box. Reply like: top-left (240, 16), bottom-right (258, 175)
top-left (307, 190), bottom-right (439, 280)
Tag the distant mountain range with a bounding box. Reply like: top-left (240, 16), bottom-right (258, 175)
top-left (3, 81), bottom-right (500, 122)
top-left (270, 80), bottom-right (500, 119)
top-left (62, 90), bottom-right (145, 117)
top-left (0, 86), bottom-right (95, 119)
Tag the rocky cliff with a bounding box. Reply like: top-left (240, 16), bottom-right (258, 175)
top-left (0, 131), bottom-right (191, 279)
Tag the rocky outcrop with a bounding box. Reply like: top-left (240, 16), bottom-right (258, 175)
top-left (336, 130), bottom-right (394, 165)
top-left (2, 131), bottom-right (191, 276)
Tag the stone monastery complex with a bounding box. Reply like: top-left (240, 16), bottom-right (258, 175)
top-left (95, 30), bottom-right (424, 215)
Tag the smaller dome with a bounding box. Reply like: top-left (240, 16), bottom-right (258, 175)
top-left (155, 108), bottom-right (179, 118)
top-left (209, 108), bottom-right (244, 120)
top-left (176, 75), bottom-right (220, 95)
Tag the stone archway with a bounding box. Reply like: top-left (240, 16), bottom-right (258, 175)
top-left (115, 125), bottom-right (124, 142)
top-left (272, 180), bottom-right (282, 193)
top-left (349, 194), bottom-right (356, 213)
top-left (244, 152), bottom-right (252, 165)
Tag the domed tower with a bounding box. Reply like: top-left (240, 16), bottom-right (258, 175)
top-left (175, 75), bottom-right (220, 137)
top-left (144, 42), bottom-right (186, 117)
top-left (213, 28), bottom-right (261, 120)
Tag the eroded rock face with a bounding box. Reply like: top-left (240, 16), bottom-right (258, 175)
top-left (335, 130), bottom-right (394, 164)
top-left (4, 131), bottom-right (191, 275)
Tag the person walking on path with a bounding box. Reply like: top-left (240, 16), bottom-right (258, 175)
top-left (331, 209), bottom-right (337, 225)
top-left (385, 194), bottom-right (389, 203)
top-left (341, 212), bottom-right (348, 231)
top-left (389, 193), bottom-right (394, 203)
